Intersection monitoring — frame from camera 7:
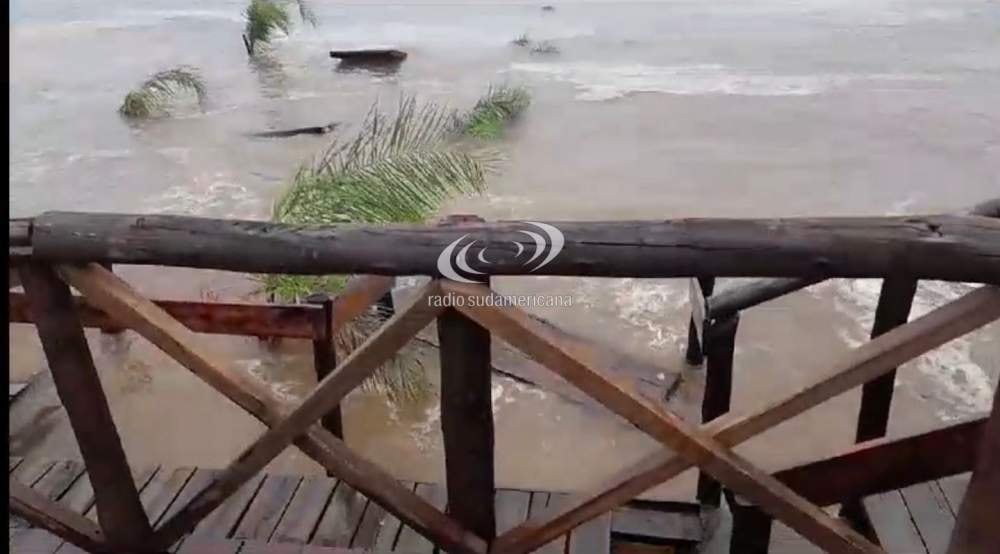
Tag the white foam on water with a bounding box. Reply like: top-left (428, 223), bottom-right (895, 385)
top-left (509, 62), bottom-right (940, 100)
top-left (831, 278), bottom-right (995, 420)
top-left (611, 278), bottom-right (688, 350)
top-left (146, 177), bottom-right (264, 219)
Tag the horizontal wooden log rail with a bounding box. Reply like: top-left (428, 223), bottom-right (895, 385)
top-left (706, 277), bottom-right (825, 319)
top-left (13, 210), bottom-right (1000, 283)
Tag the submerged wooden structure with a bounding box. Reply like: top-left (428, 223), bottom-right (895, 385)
top-left (7, 201), bottom-right (1000, 553)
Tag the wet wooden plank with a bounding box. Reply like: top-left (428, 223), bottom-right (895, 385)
top-left (900, 482), bottom-right (954, 554)
top-left (495, 490), bottom-right (531, 535)
top-left (162, 469), bottom-right (220, 526)
top-left (241, 541), bottom-right (303, 553)
top-left (568, 510), bottom-right (612, 554)
top-left (141, 467), bottom-right (197, 526)
top-left (11, 459), bottom-right (57, 529)
top-left (271, 475), bottom-right (338, 544)
top-left (528, 493), bottom-right (567, 554)
top-left (312, 480), bottom-right (369, 548)
top-left (365, 482), bottom-right (415, 551)
top-left (232, 474), bottom-right (303, 542)
top-left (936, 474), bottom-right (970, 517)
top-left (194, 473), bottom-right (267, 539)
top-left (396, 483), bottom-right (448, 553)
top-left (32, 460), bottom-right (86, 501)
top-left (175, 537), bottom-right (244, 554)
top-left (12, 458), bottom-right (57, 487)
top-left (864, 492), bottom-right (927, 553)
top-left (9, 527), bottom-right (64, 553)
top-left (611, 503), bottom-right (702, 543)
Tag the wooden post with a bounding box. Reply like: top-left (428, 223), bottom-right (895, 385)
top-left (947, 386), bottom-right (1000, 553)
top-left (726, 491), bottom-right (773, 554)
top-left (842, 277), bottom-right (917, 535)
top-left (18, 263), bottom-right (152, 549)
top-left (307, 293), bottom-right (343, 440)
top-left (855, 277), bottom-right (918, 442)
top-left (697, 314), bottom-right (739, 508)
top-left (437, 214), bottom-right (496, 541)
top-left (685, 277), bottom-right (715, 365)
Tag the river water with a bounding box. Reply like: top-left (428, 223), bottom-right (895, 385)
top-left (9, 0), bottom-right (1000, 501)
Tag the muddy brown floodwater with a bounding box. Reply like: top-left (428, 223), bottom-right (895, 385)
top-left (9, 0), bottom-right (1000, 503)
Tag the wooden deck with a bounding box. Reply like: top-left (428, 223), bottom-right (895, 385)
top-left (8, 457), bottom-right (702, 553)
top-left (862, 474), bottom-right (970, 554)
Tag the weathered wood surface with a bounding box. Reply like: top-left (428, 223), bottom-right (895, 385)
top-left (489, 284), bottom-right (1000, 553)
top-left (9, 291), bottom-right (322, 339)
top-left (438, 307), bottom-right (496, 540)
top-left (19, 263), bottom-right (152, 548)
top-left (947, 388), bottom-right (1000, 554)
top-left (156, 282), bottom-right (445, 548)
top-left (24, 212), bottom-right (1000, 283)
top-left (444, 282), bottom-right (882, 553)
top-left (59, 264), bottom-right (485, 554)
top-left (774, 418), bottom-right (984, 506)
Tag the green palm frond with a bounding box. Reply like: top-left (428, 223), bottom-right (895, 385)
top-left (274, 95), bottom-right (490, 226)
top-left (459, 84), bottom-right (531, 139)
top-left (119, 66), bottom-right (207, 119)
top-left (265, 95), bottom-right (495, 402)
top-left (243, 0), bottom-right (292, 55)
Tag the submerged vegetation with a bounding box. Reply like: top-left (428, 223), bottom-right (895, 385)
top-left (511, 33), bottom-right (561, 55)
top-left (242, 0), bottom-right (317, 56)
top-left (530, 41), bottom-right (560, 55)
top-left (119, 67), bottom-right (207, 119)
top-left (458, 84), bottom-right (531, 139)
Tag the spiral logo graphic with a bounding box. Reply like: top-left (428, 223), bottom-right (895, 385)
top-left (436, 222), bottom-right (565, 283)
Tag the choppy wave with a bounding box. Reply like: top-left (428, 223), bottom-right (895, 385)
top-left (829, 278), bottom-right (995, 421)
top-left (146, 177), bottom-right (265, 219)
top-left (510, 62), bottom-right (939, 100)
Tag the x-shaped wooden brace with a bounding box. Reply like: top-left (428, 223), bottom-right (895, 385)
top-left (59, 264), bottom-right (486, 554)
top-left (437, 281), bottom-right (1000, 554)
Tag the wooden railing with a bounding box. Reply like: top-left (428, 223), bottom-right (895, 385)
top-left (7, 203), bottom-right (1000, 554)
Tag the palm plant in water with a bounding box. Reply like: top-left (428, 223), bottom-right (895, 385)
top-left (243, 0), bottom-right (317, 56)
top-left (119, 67), bottom-right (207, 119)
top-left (269, 95), bottom-right (493, 401)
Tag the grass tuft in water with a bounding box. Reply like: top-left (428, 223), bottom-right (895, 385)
top-left (119, 67), bottom-right (207, 119)
top-left (530, 41), bottom-right (560, 55)
top-left (511, 33), bottom-right (532, 47)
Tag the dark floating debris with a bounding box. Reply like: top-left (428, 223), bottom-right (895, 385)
top-left (251, 122), bottom-right (339, 138)
top-left (330, 49), bottom-right (408, 73)
top-left (541, 5), bottom-right (555, 11)
top-left (329, 49), bottom-right (408, 62)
